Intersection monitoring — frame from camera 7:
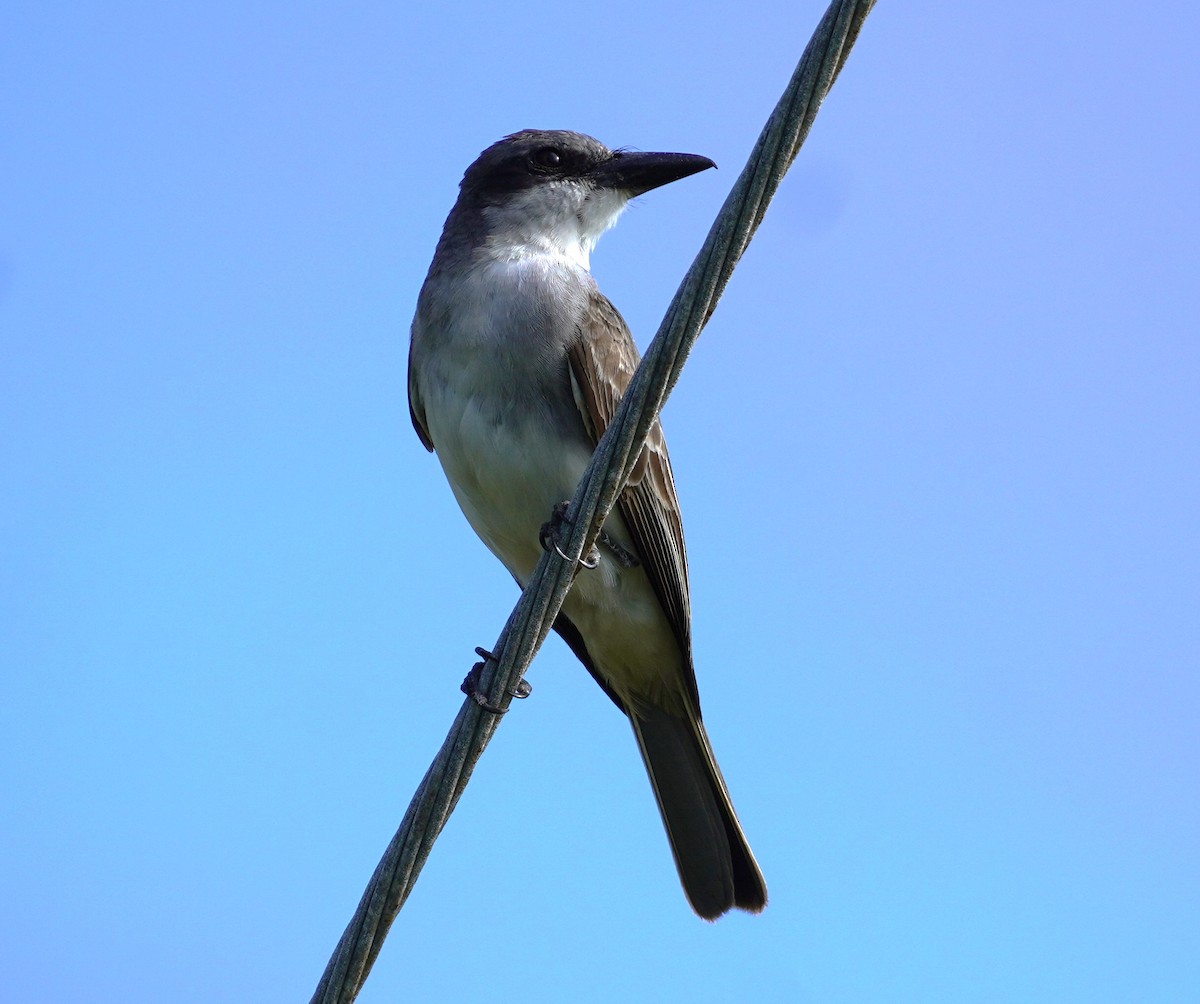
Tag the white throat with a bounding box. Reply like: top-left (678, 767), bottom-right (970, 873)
top-left (480, 182), bottom-right (630, 271)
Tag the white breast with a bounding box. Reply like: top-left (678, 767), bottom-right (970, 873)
top-left (412, 246), bottom-right (687, 709)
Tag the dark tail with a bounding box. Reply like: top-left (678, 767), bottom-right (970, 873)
top-left (630, 705), bottom-right (767, 920)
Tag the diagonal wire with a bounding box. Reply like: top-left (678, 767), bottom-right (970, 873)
top-left (310, 1), bottom-right (876, 1000)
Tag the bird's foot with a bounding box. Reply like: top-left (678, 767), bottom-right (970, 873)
top-left (461, 646), bottom-right (532, 714)
top-left (596, 528), bottom-right (640, 569)
top-left (539, 500), bottom-right (600, 569)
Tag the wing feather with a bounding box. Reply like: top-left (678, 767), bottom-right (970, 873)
top-left (407, 335), bottom-right (435, 452)
top-left (567, 292), bottom-right (695, 690)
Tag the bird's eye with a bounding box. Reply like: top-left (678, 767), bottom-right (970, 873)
top-left (531, 146), bottom-right (562, 170)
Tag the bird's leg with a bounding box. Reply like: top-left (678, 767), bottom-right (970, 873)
top-left (539, 500), bottom-right (600, 569)
top-left (461, 646), bottom-right (532, 714)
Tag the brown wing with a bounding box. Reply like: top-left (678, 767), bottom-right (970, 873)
top-left (407, 334), bottom-right (435, 452)
top-left (567, 290), bottom-right (694, 682)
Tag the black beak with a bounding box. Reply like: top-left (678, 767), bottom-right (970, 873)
top-left (591, 150), bottom-right (716, 196)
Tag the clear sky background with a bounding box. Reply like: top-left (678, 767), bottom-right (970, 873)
top-left (2, 2), bottom-right (1197, 1002)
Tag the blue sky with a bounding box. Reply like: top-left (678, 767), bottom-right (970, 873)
top-left (2, 2), bottom-right (1197, 1001)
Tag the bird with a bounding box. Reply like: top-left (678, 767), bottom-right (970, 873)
top-left (407, 129), bottom-right (766, 919)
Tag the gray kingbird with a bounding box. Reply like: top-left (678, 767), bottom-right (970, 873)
top-left (408, 129), bottom-right (767, 919)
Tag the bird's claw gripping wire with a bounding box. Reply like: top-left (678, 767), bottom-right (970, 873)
top-left (539, 501), bottom-right (601, 569)
top-left (538, 501), bottom-right (639, 569)
top-left (461, 646), bottom-right (532, 714)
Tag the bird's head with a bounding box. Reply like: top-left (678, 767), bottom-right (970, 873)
top-left (455, 129), bottom-right (715, 269)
